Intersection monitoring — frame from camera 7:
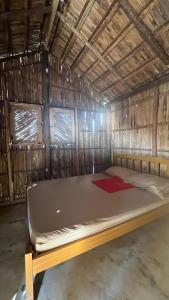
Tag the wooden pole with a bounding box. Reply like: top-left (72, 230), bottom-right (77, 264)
top-left (42, 50), bottom-right (51, 179)
top-left (75, 107), bottom-right (80, 176)
top-left (4, 98), bottom-right (13, 202)
top-left (106, 107), bottom-right (112, 166)
top-left (152, 86), bottom-right (159, 156)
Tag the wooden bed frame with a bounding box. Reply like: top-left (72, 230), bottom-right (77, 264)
top-left (25, 154), bottom-right (169, 300)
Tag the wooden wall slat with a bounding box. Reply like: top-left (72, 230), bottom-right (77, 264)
top-left (0, 53), bottom-right (108, 204)
top-left (111, 81), bottom-right (169, 176)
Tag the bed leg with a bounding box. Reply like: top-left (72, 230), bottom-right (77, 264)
top-left (25, 252), bottom-right (34, 300)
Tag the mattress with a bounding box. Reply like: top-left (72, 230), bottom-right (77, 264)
top-left (27, 172), bottom-right (169, 252)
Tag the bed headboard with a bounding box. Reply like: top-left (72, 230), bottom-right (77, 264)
top-left (113, 153), bottom-right (169, 177)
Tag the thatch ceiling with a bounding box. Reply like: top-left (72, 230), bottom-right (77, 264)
top-left (1, 0), bottom-right (169, 102)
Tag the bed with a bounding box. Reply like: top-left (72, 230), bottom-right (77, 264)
top-left (25, 154), bottom-right (169, 300)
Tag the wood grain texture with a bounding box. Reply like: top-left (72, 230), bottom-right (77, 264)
top-left (32, 202), bottom-right (169, 275)
top-left (119, 0), bottom-right (169, 65)
top-left (25, 252), bottom-right (34, 300)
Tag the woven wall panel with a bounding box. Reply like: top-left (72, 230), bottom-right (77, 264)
top-left (10, 103), bottom-right (42, 144)
top-left (50, 108), bottom-right (75, 145)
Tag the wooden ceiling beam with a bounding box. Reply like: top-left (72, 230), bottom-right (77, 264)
top-left (119, 0), bottom-right (169, 65)
top-left (80, 0), bottom-right (154, 78)
top-left (84, 12), bottom-right (168, 86)
top-left (110, 71), bottom-right (169, 103)
top-left (99, 56), bottom-right (158, 95)
top-left (89, 43), bottom-right (147, 88)
top-left (44, 0), bottom-right (59, 50)
top-left (61, 0), bottom-right (95, 62)
top-left (50, 0), bottom-right (69, 51)
top-left (57, 11), bottom-right (131, 91)
top-left (124, 57), bottom-right (158, 81)
top-left (0, 49), bottom-right (42, 62)
top-left (70, 1), bottom-right (119, 71)
top-left (90, 70), bottom-right (111, 86)
top-left (4, 0), bottom-right (12, 54)
top-left (0, 6), bottom-right (51, 20)
top-left (25, 0), bottom-right (32, 52)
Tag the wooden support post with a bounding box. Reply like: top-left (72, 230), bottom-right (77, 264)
top-left (140, 160), bottom-right (142, 173)
top-left (75, 107), bottom-right (80, 176)
top-left (106, 108), bottom-right (112, 167)
top-left (4, 98), bottom-right (13, 202)
top-left (152, 86), bottom-right (159, 157)
top-left (25, 252), bottom-right (34, 300)
top-left (42, 50), bottom-right (51, 179)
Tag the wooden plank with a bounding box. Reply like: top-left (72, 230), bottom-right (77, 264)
top-left (84, 42), bottom-right (145, 86)
top-left (57, 11), bottom-right (131, 91)
top-left (4, 98), bottom-right (13, 202)
top-left (75, 107), bottom-right (80, 176)
top-left (4, 0), bottom-right (12, 54)
top-left (42, 50), bottom-right (51, 179)
top-left (152, 86), bottom-right (159, 156)
top-left (25, 252), bottom-right (34, 300)
top-left (99, 56), bottom-right (158, 95)
top-left (0, 49), bottom-right (42, 63)
top-left (70, 1), bottom-right (119, 70)
top-left (0, 6), bottom-right (51, 20)
top-left (80, 0), bottom-right (154, 78)
top-left (115, 154), bottom-right (169, 166)
top-left (90, 70), bottom-right (110, 87)
top-left (25, 0), bottom-right (32, 52)
top-left (61, 0), bottom-right (95, 62)
top-left (110, 71), bottom-right (169, 103)
top-left (32, 203), bottom-right (169, 275)
top-left (119, 0), bottom-right (169, 65)
top-left (44, 0), bottom-right (59, 50)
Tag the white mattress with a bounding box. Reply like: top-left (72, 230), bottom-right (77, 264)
top-left (27, 172), bottom-right (169, 252)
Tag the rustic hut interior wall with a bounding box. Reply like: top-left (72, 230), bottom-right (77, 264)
top-left (0, 53), bottom-right (110, 204)
top-left (2, 1), bottom-right (169, 299)
top-left (0, 0), bottom-right (169, 205)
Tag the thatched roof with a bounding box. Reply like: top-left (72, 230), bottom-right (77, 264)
top-left (1, 0), bottom-right (169, 102)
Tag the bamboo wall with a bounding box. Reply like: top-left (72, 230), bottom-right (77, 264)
top-left (0, 54), bottom-right (45, 203)
top-left (0, 53), bottom-right (110, 204)
top-left (111, 82), bottom-right (169, 174)
top-left (49, 56), bottom-right (110, 178)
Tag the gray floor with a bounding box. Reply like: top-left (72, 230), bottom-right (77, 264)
top-left (1, 204), bottom-right (169, 300)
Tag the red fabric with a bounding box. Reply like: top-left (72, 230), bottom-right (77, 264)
top-left (92, 176), bottom-right (134, 193)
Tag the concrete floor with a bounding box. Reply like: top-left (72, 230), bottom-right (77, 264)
top-left (1, 204), bottom-right (169, 300)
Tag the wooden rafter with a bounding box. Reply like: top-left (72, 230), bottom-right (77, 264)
top-left (49, 0), bottom-right (69, 51)
top-left (0, 6), bottom-right (51, 20)
top-left (114, 42), bottom-right (146, 71)
top-left (4, 0), bottom-right (12, 54)
top-left (110, 71), bottom-right (169, 103)
top-left (80, 0), bottom-right (153, 78)
top-left (85, 10), bottom-right (169, 89)
top-left (44, 0), bottom-right (59, 50)
top-left (90, 70), bottom-right (110, 87)
top-left (57, 11), bottom-right (131, 91)
top-left (70, 1), bottom-right (119, 71)
top-left (89, 43), bottom-right (147, 88)
top-left (25, 0), bottom-right (32, 52)
top-left (99, 56), bottom-right (158, 95)
top-left (61, 0), bottom-right (95, 62)
top-left (119, 0), bottom-right (169, 65)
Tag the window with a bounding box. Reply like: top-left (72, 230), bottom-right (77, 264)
top-left (10, 103), bottom-right (42, 144)
top-left (49, 107), bottom-right (75, 145)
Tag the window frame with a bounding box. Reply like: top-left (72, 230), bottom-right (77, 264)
top-left (49, 107), bottom-right (75, 146)
top-left (10, 102), bottom-right (43, 145)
